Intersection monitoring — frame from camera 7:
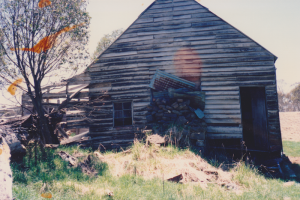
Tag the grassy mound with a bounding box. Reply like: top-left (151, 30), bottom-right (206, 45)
top-left (11, 141), bottom-right (300, 199)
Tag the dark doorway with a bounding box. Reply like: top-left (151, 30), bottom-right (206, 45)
top-left (240, 87), bottom-right (268, 151)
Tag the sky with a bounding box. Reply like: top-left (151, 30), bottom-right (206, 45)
top-left (1, 0), bottom-right (300, 107)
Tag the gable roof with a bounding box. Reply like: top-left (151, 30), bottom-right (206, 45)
top-left (87, 0), bottom-right (277, 75)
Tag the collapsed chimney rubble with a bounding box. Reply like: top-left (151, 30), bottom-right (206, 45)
top-left (146, 94), bottom-right (207, 146)
top-left (146, 89), bottom-right (206, 147)
top-left (147, 70), bottom-right (206, 147)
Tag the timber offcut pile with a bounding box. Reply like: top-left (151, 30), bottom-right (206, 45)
top-left (147, 70), bottom-right (207, 148)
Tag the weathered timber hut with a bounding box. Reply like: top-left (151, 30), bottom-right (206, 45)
top-left (68, 0), bottom-right (282, 154)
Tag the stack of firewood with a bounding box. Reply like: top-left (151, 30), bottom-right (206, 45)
top-left (146, 96), bottom-right (206, 147)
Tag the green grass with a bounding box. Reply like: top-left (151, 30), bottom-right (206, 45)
top-left (283, 140), bottom-right (300, 157)
top-left (11, 142), bottom-right (300, 200)
top-left (11, 145), bottom-right (107, 184)
top-left (233, 163), bottom-right (300, 200)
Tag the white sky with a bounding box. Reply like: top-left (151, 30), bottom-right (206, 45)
top-left (1, 0), bottom-right (299, 107)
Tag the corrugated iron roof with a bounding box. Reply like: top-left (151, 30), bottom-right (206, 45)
top-left (149, 70), bottom-right (196, 91)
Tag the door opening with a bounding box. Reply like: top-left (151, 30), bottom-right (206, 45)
top-left (240, 87), bottom-right (268, 151)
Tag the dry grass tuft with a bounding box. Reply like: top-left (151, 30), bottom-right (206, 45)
top-left (103, 139), bottom-right (241, 193)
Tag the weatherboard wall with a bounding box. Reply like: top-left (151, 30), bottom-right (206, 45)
top-left (79, 0), bottom-right (282, 151)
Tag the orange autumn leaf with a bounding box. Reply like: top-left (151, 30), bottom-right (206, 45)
top-left (39, 0), bottom-right (52, 8)
top-left (10, 23), bottom-right (84, 54)
top-left (7, 78), bottom-right (22, 96)
top-left (41, 193), bottom-right (52, 198)
top-left (0, 148), bottom-right (2, 155)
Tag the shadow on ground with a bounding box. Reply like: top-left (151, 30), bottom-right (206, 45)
top-left (191, 145), bottom-right (300, 184)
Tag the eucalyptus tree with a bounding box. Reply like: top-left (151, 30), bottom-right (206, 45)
top-left (289, 83), bottom-right (300, 111)
top-left (0, 0), bottom-right (90, 143)
top-left (93, 28), bottom-right (123, 60)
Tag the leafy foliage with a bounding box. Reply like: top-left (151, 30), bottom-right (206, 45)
top-left (289, 83), bottom-right (300, 111)
top-left (0, 0), bottom-right (91, 143)
top-left (92, 28), bottom-right (123, 60)
top-left (0, 0), bottom-right (90, 85)
top-left (278, 83), bottom-right (300, 112)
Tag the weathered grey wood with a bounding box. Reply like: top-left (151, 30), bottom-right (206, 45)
top-left (205, 91), bottom-right (240, 96)
top-left (119, 28), bottom-right (238, 46)
top-left (145, 7), bottom-right (173, 14)
top-left (205, 114), bottom-right (241, 119)
top-left (205, 95), bottom-right (240, 100)
top-left (204, 109), bottom-right (241, 114)
top-left (91, 57), bottom-right (273, 71)
top-left (173, 4), bottom-right (203, 11)
top-left (40, 0), bottom-right (279, 152)
top-left (206, 133), bottom-right (242, 139)
top-left (202, 75), bottom-right (275, 82)
top-left (60, 132), bottom-right (89, 145)
top-left (98, 49), bottom-right (271, 63)
top-left (207, 126), bottom-right (243, 134)
top-left (91, 60), bottom-right (269, 71)
top-left (141, 7), bottom-right (209, 18)
top-left (130, 17), bottom-right (220, 29)
top-left (202, 80), bottom-right (276, 86)
top-left (201, 86), bottom-right (239, 91)
top-left (97, 48), bottom-right (272, 63)
top-left (206, 118), bottom-right (241, 124)
top-left (0, 126), bottom-right (26, 157)
top-left (202, 70), bottom-right (275, 77)
top-left (101, 51), bottom-right (138, 58)
top-left (205, 100), bottom-right (240, 105)
top-left (201, 66), bottom-right (274, 73)
top-left (151, 1), bottom-right (195, 9)
top-left (57, 126), bottom-right (69, 139)
top-left (136, 24), bottom-right (234, 36)
top-left (90, 139), bottom-right (135, 146)
top-left (135, 18), bottom-right (154, 24)
top-left (115, 35), bottom-right (154, 44)
top-left (57, 84), bottom-right (89, 111)
top-left (205, 105), bottom-right (240, 109)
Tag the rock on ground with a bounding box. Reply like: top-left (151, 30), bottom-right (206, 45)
top-left (0, 125), bottom-right (26, 160)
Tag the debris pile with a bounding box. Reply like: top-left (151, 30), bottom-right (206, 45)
top-left (104, 143), bottom-right (240, 192)
top-left (147, 70), bottom-right (207, 148)
top-left (0, 125), bottom-right (26, 160)
top-left (58, 150), bottom-right (99, 177)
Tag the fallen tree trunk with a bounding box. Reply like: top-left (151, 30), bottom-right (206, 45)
top-left (60, 131), bottom-right (90, 145)
top-left (57, 126), bottom-right (69, 139)
top-left (0, 125), bottom-right (26, 160)
top-left (56, 84), bottom-right (89, 111)
top-left (0, 115), bottom-right (27, 126)
top-left (58, 151), bottom-right (97, 176)
top-left (58, 151), bottom-right (78, 166)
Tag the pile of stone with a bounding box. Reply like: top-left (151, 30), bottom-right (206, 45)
top-left (146, 94), bottom-right (207, 147)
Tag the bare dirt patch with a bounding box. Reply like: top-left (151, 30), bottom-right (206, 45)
top-left (289, 157), bottom-right (300, 165)
top-left (280, 112), bottom-right (300, 142)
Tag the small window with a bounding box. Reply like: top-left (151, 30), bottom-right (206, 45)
top-left (113, 102), bottom-right (132, 127)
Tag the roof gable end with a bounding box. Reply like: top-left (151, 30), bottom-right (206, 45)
top-left (89, 0), bottom-right (277, 71)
